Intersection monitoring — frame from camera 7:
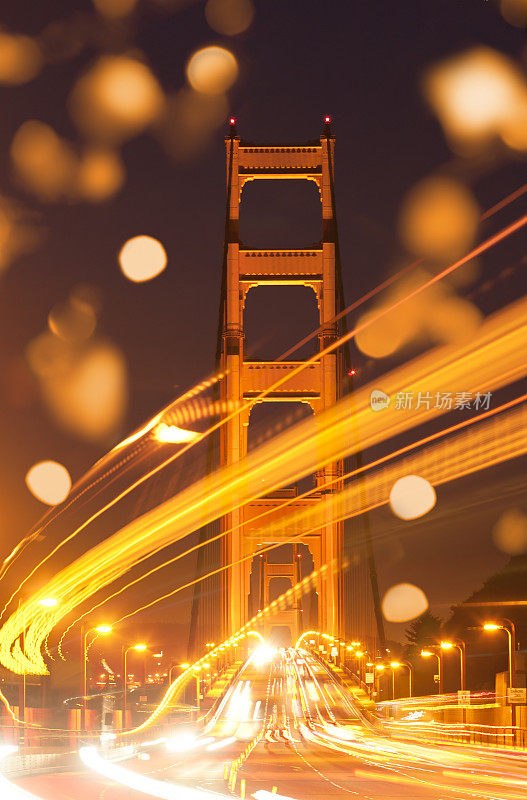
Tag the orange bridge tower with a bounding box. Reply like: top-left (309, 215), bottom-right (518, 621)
top-left (219, 117), bottom-right (344, 641)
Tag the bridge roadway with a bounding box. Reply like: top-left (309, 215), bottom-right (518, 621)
top-left (16, 648), bottom-right (527, 800)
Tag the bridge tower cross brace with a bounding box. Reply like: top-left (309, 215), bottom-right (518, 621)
top-left (220, 118), bottom-right (343, 640)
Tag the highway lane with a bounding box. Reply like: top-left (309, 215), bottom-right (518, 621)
top-left (13, 646), bottom-right (527, 800)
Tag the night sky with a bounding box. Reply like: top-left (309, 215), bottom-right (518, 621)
top-left (0, 0), bottom-right (525, 645)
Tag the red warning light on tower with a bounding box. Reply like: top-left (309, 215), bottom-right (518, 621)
top-left (325, 115), bottom-right (331, 124)
top-left (347, 368), bottom-right (356, 377)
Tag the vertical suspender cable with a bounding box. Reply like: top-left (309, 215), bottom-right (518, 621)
top-left (326, 132), bottom-right (386, 654)
top-left (188, 130), bottom-right (236, 657)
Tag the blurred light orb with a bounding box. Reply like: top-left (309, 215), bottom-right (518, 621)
top-left (48, 297), bottom-right (97, 343)
top-left (186, 46), bottom-right (238, 95)
top-left (355, 307), bottom-right (412, 359)
top-left (493, 508), bottom-right (527, 555)
top-left (26, 332), bottom-right (75, 380)
top-left (76, 149), bottom-right (125, 201)
top-left (425, 296), bottom-right (482, 346)
top-left (71, 56), bottom-right (164, 141)
top-left (119, 235), bottom-right (167, 282)
top-left (156, 88), bottom-right (228, 162)
top-left (41, 341), bottom-right (127, 441)
top-left (0, 33), bottom-right (42, 85)
top-left (500, 0), bottom-right (527, 27)
top-left (205, 0), bottom-right (255, 35)
top-left (424, 47), bottom-right (527, 148)
top-left (0, 196), bottom-right (27, 276)
top-left (500, 97), bottom-right (527, 152)
top-left (92, 0), bottom-right (138, 18)
top-left (25, 461), bottom-right (71, 505)
top-left (389, 475), bottom-right (436, 520)
top-left (399, 177), bottom-right (479, 262)
top-left (382, 583), bottom-right (429, 623)
top-left (11, 121), bottom-right (77, 201)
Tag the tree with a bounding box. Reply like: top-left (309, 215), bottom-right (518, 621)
top-left (404, 611), bottom-right (442, 660)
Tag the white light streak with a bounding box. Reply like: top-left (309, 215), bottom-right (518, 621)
top-left (205, 736), bottom-right (237, 752)
top-left (79, 747), bottom-right (231, 798)
top-left (0, 747), bottom-right (45, 799)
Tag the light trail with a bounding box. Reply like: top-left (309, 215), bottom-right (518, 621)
top-left (114, 398), bottom-right (525, 730)
top-left (60, 389), bottom-right (526, 643)
top-left (278, 181), bottom-right (527, 361)
top-left (1, 208), bottom-right (524, 638)
top-left (79, 746), bottom-right (232, 798)
top-left (0, 747), bottom-right (45, 800)
top-left (2, 292), bottom-right (525, 675)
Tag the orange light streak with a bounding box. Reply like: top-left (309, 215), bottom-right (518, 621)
top-left (2, 210), bottom-right (524, 626)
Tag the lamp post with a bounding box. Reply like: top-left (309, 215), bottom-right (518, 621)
top-left (401, 660), bottom-right (413, 697)
top-left (483, 620), bottom-right (516, 691)
top-left (81, 624), bottom-right (112, 731)
top-left (122, 643), bottom-right (147, 729)
top-left (441, 639), bottom-right (466, 691)
top-left (375, 663), bottom-right (385, 699)
top-left (355, 651), bottom-right (366, 683)
top-left (421, 649), bottom-right (442, 694)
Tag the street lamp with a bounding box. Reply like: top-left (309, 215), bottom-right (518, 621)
top-left (421, 648), bottom-right (442, 694)
top-left (389, 661), bottom-right (413, 699)
top-left (441, 639), bottom-right (466, 691)
top-left (122, 644), bottom-right (147, 729)
top-left (82, 624), bottom-right (112, 730)
top-left (483, 620), bottom-right (516, 690)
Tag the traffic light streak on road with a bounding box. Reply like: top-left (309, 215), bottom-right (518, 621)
top-left (1, 293), bottom-right (526, 677)
top-left (5, 644), bottom-right (527, 799)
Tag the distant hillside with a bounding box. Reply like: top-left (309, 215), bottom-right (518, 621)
top-left (446, 553), bottom-right (527, 638)
top-left (444, 554), bottom-right (527, 691)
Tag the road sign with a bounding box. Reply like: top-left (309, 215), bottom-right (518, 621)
top-left (457, 690), bottom-right (470, 704)
top-left (331, 646), bottom-right (338, 657)
top-left (508, 687), bottom-right (526, 704)
top-left (365, 673), bottom-right (374, 684)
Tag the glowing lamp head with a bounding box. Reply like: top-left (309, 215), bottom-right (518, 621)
top-left (351, 642), bottom-right (361, 647)
top-left (179, 663), bottom-right (190, 669)
top-left (375, 664), bottom-right (385, 671)
top-left (390, 662), bottom-right (401, 668)
top-left (440, 641), bottom-right (453, 650)
top-left (39, 598), bottom-right (58, 608)
top-left (133, 643), bottom-right (147, 651)
top-left (356, 651), bottom-right (364, 657)
top-left (483, 623), bottom-right (500, 631)
top-left (96, 625), bottom-right (112, 634)
top-left (420, 650), bottom-right (434, 657)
